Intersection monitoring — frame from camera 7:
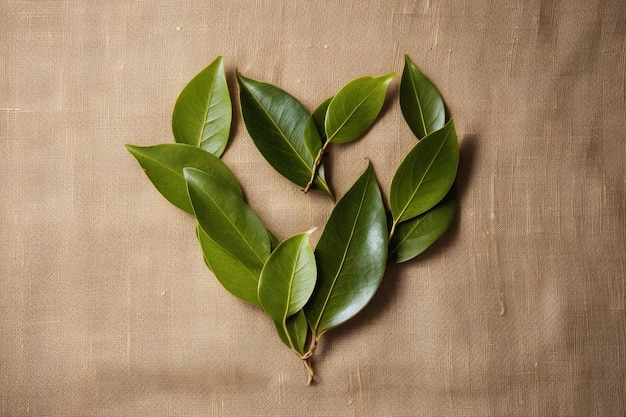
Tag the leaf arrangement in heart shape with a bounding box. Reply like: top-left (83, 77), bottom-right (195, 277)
top-left (126, 54), bottom-right (460, 384)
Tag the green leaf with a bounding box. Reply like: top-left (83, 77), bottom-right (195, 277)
top-left (196, 224), bottom-right (261, 306)
top-left (237, 73), bottom-right (332, 196)
top-left (258, 231), bottom-right (317, 323)
top-left (389, 120), bottom-right (458, 223)
top-left (125, 143), bottom-right (241, 214)
top-left (184, 167), bottom-right (271, 270)
top-left (312, 97), bottom-right (332, 143)
top-left (324, 72), bottom-right (395, 144)
top-left (273, 310), bottom-right (309, 356)
top-left (172, 56), bottom-right (232, 156)
top-left (305, 162), bottom-right (388, 336)
top-left (388, 187), bottom-right (456, 263)
top-left (400, 55), bottom-right (445, 140)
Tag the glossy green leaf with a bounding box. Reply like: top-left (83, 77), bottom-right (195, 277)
top-left (184, 167), bottom-right (271, 270)
top-left (274, 310), bottom-right (309, 356)
top-left (324, 72), bottom-right (395, 144)
top-left (305, 162), bottom-right (388, 336)
top-left (258, 231), bottom-right (317, 323)
top-left (125, 143), bottom-right (241, 214)
top-left (388, 187), bottom-right (456, 263)
top-left (389, 120), bottom-right (458, 223)
top-left (196, 224), bottom-right (261, 306)
top-left (312, 97), bottom-right (332, 143)
top-left (400, 55), bottom-right (445, 140)
top-left (172, 56), bottom-right (231, 156)
top-left (237, 73), bottom-right (332, 196)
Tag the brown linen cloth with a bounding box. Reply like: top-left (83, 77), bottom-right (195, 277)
top-left (1, 1), bottom-right (624, 415)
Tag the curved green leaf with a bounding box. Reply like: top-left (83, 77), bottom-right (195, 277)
top-left (312, 96), bottom-right (333, 143)
top-left (389, 120), bottom-right (458, 223)
top-left (258, 231), bottom-right (317, 322)
top-left (172, 56), bottom-right (231, 156)
top-left (400, 55), bottom-right (445, 140)
top-left (184, 167), bottom-right (271, 270)
top-left (237, 73), bottom-right (332, 196)
top-left (125, 143), bottom-right (241, 214)
top-left (196, 224), bottom-right (261, 306)
top-left (324, 72), bottom-right (395, 144)
top-left (388, 187), bottom-right (456, 263)
top-left (274, 310), bottom-right (309, 356)
top-left (305, 162), bottom-right (388, 335)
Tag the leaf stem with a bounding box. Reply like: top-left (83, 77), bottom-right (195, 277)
top-left (303, 358), bottom-right (315, 385)
top-left (303, 142), bottom-right (330, 193)
top-left (388, 219), bottom-right (398, 242)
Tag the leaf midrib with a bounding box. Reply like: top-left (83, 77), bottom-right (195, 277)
top-left (326, 83), bottom-right (382, 143)
top-left (199, 223), bottom-right (260, 284)
top-left (395, 129), bottom-right (449, 223)
top-left (193, 177), bottom-right (266, 266)
top-left (197, 70), bottom-right (218, 147)
top-left (408, 68), bottom-right (428, 137)
top-left (243, 82), bottom-right (315, 173)
top-left (313, 170), bottom-right (370, 333)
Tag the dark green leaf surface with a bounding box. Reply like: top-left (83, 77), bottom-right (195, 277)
top-left (312, 97), bottom-right (332, 143)
top-left (324, 73), bottom-right (395, 144)
top-left (237, 73), bottom-right (332, 196)
top-left (258, 232), bottom-right (317, 322)
top-left (274, 310), bottom-right (309, 356)
top-left (400, 55), bottom-right (445, 140)
top-left (388, 187), bottom-right (456, 263)
top-left (196, 224), bottom-right (261, 306)
top-left (305, 162), bottom-right (388, 335)
top-left (172, 56), bottom-right (231, 156)
top-left (389, 120), bottom-right (458, 223)
top-left (125, 143), bottom-right (241, 214)
top-left (184, 167), bottom-right (271, 270)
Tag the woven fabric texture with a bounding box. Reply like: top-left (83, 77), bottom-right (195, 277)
top-left (1, 1), bottom-right (625, 415)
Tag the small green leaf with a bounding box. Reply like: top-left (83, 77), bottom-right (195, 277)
top-left (389, 120), bottom-right (458, 223)
top-left (184, 167), bottom-right (271, 270)
top-left (172, 56), bottom-right (232, 156)
top-left (312, 97), bottom-right (333, 143)
top-left (258, 231), bottom-right (317, 323)
top-left (237, 73), bottom-right (332, 196)
top-left (324, 72), bottom-right (395, 144)
top-left (388, 187), bottom-right (456, 263)
top-left (400, 55), bottom-right (445, 140)
top-left (305, 162), bottom-right (388, 336)
top-left (125, 143), bottom-right (241, 214)
top-left (196, 224), bottom-right (261, 306)
top-left (273, 310), bottom-right (309, 356)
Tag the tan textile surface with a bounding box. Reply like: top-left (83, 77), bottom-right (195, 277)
top-left (1, 0), bottom-right (625, 415)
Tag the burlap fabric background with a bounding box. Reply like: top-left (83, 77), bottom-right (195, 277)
top-left (1, 1), bottom-right (625, 415)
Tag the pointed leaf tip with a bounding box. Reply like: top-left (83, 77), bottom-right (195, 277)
top-left (173, 56), bottom-right (231, 156)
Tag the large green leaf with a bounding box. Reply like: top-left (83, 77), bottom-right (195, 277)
top-left (237, 73), bottom-right (332, 196)
top-left (388, 187), bottom-right (456, 263)
top-left (324, 72), bottom-right (395, 144)
top-left (258, 231), bottom-right (317, 322)
top-left (399, 55), bottom-right (445, 140)
top-left (389, 120), bottom-right (458, 223)
top-left (273, 310), bottom-right (309, 356)
top-left (125, 143), bottom-right (241, 214)
top-left (305, 162), bottom-right (388, 336)
top-left (172, 56), bottom-right (231, 156)
top-left (184, 167), bottom-right (271, 270)
top-left (196, 224), bottom-right (261, 306)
